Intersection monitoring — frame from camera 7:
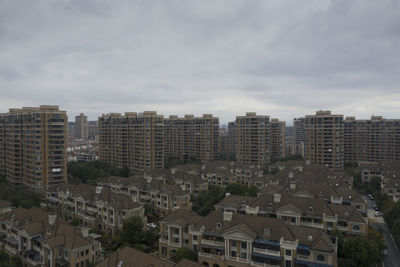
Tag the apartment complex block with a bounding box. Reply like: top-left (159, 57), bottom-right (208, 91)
top-left (344, 116), bottom-right (400, 162)
top-left (305, 111), bottom-right (344, 169)
top-left (98, 112), bottom-right (164, 172)
top-left (293, 118), bottom-right (305, 157)
top-left (43, 183), bottom-right (146, 237)
top-left (0, 207), bottom-right (101, 267)
top-left (0, 106), bottom-right (67, 189)
top-left (236, 113), bottom-right (271, 167)
top-left (270, 119), bottom-right (286, 159)
top-left (164, 114), bottom-right (219, 162)
top-left (75, 113), bottom-right (89, 139)
top-left (159, 210), bottom-right (337, 267)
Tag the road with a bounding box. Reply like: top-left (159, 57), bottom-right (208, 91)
top-left (364, 196), bottom-right (400, 267)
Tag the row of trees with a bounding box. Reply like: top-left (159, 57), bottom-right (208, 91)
top-left (191, 184), bottom-right (259, 216)
top-left (0, 251), bottom-right (22, 267)
top-left (0, 174), bottom-right (42, 209)
top-left (67, 161), bottom-right (130, 184)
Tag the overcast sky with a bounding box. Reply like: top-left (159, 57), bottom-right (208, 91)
top-left (0, 0), bottom-right (399, 124)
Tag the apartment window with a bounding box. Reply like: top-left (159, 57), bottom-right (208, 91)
top-left (173, 238), bottom-right (179, 243)
top-left (232, 241), bottom-right (236, 247)
top-left (285, 250), bottom-right (291, 256)
top-left (193, 235), bottom-right (197, 241)
top-left (81, 251), bottom-right (84, 256)
top-left (231, 251), bottom-right (237, 257)
top-left (241, 242), bottom-right (247, 249)
top-left (240, 252), bottom-right (247, 259)
top-left (76, 252), bottom-right (79, 259)
top-left (85, 249), bottom-right (89, 255)
top-left (76, 263), bottom-right (79, 267)
top-left (193, 245), bottom-right (198, 252)
top-left (173, 228), bottom-right (179, 234)
top-left (353, 225), bottom-right (360, 231)
top-left (59, 250), bottom-right (62, 257)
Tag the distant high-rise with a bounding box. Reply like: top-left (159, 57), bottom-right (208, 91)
top-left (227, 121), bottom-right (237, 159)
top-left (164, 114), bottom-right (219, 162)
top-left (0, 105), bottom-right (67, 189)
top-left (294, 117), bottom-right (305, 157)
top-left (270, 118), bottom-right (286, 159)
top-left (75, 113), bottom-right (88, 139)
top-left (236, 112), bottom-right (270, 166)
top-left (305, 111), bottom-right (344, 169)
top-left (344, 116), bottom-right (400, 162)
top-left (98, 112), bottom-right (164, 172)
top-left (88, 121), bottom-right (98, 140)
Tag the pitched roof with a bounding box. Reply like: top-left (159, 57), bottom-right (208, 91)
top-left (96, 246), bottom-right (174, 267)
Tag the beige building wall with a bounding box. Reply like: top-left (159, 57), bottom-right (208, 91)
top-left (236, 112), bottom-right (271, 167)
top-left (305, 111), bottom-right (344, 169)
top-left (75, 113), bottom-right (89, 139)
top-left (0, 105), bottom-right (67, 189)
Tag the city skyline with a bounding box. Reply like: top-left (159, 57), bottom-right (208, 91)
top-left (1, 0), bottom-right (400, 123)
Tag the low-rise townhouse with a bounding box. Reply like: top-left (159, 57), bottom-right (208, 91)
top-left (160, 210), bottom-right (338, 267)
top-left (44, 183), bottom-right (146, 236)
top-left (0, 207), bottom-right (101, 267)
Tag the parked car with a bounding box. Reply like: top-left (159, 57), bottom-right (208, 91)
top-left (374, 211), bottom-right (383, 217)
top-left (146, 223), bottom-right (157, 229)
top-left (374, 207), bottom-right (380, 211)
top-left (383, 249), bottom-right (388, 256)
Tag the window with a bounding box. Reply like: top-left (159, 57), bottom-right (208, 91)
top-left (173, 238), bottom-right (179, 243)
top-left (193, 244), bottom-right (198, 252)
top-left (353, 225), bottom-right (360, 231)
top-left (81, 251), bottom-right (84, 256)
top-left (86, 249), bottom-right (89, 255)
top-left (231, 241), bottom-right (236, 247)
top-left (241, 242), bottom-right (247, 249)
top-left (285, 250), bottom-right (291, 256)
top-left (76, 252), bottom-right (79, 259)
top-left (317, 255), bottom-right (326, 262)
top-left (173, 228), bottom-right (179, 234)
top-left (231, 251), bottom-right (236, 257)
top-left (193, 235), bottom-right (197, 241)
top-left (240, 252), bottom-right (247, 259)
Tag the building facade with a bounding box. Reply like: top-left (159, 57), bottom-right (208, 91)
top-left (236, 113), bottom-right (271, 167)
top-left (0, 106), bottom-right (67, 189)
top-left (344, 116), bottom-right (400, 163)
top-left (270, 119), bottom-right (286, 159)
top-left (75, 113), bottom-right (89, 140)
top-left (293, 118), bottom-right (305, 157)
top-left (164, 114), bottom-right (219, 162)
top-left (304, 111), bottom-right (344, 169)
top-left (98, 112), bottom-right (164, 173)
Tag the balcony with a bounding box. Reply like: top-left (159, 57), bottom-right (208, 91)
top-left (26, 249), bottom-right (42, 266)
top-left (198, 251), bottom-right (224, 260)
top-left (253, 247), bottom-right (280, 256)
top-left (201, 239), bottom-right (224, 247)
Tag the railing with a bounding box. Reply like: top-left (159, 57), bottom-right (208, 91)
top-left (198, 252), bottom-right (224, 259)
top-left (253, 247), bottom-right (280, 256)
top-left (201, 239), bottom-right (224, 247)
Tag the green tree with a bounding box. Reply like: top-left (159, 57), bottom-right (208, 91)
top-left (121, 216), bottom-right (144, 245)
top-left (175, 247), bottom-right (198, 263)
top-left (340, 237), bottom-right (382, 267)
top-left (71, 217), bottom-right (80, 226)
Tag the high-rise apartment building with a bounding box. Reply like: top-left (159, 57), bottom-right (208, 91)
top-left (164, 114), bottom-right (219, 162)
top-left (236, 112), bottom-right (270, 166)
top-left (227, 121), bottom-right (237, 158)
top-left (75, 113), bottom-right (88, 139)
top-left (270, 118), bottom-right (286, 159)
top-left (344, 116), bottom-right (400, 162)
top-left (305, 111), bottom-right (344, 169)
top-left (0, 105), bottom-right (67, 189)
top-left (88, 121), bottom-right (98, 140)
top-left (98, 111), bottom-right (164, 173)
top-left (294, 117), bottom-right (305, 157)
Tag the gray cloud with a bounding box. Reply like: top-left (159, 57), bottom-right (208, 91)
top-left (0, 0), bottom-right (399, 124)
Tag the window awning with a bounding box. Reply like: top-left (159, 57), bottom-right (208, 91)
top-left (33, 236), bottom-right (45, 243)
top-left (254, 239), bottom-right (280, 246)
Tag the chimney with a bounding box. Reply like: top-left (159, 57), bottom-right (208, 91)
top-left (223, 211), bottom-right (233, 222)
top-left (273, 194), bottom-right (281, 203)
top-left (81, 227), bottom-right (89, 237)
top-left (290, 182), bottom-right (296, 190)
top-left (48, 213), bottom-right (57, 225)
